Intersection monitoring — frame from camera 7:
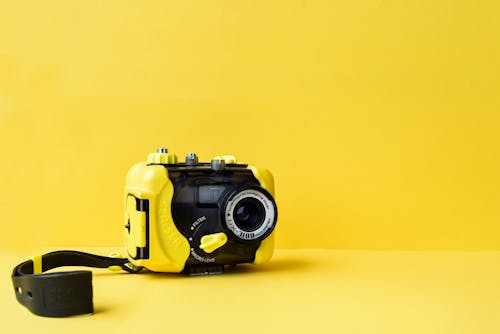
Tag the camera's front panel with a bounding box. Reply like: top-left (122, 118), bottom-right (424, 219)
top-left (167, 167), bottom-right (277, 273)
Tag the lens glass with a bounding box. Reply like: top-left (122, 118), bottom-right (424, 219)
top-left (223, 187), bottom-right (277, 241)
top-left (233, 198), bottom-right (266, 232)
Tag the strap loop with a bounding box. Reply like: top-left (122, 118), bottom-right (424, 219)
top-left (32, 255), bottom-right (42, 274)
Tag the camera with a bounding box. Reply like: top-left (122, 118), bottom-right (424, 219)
top-left (11, 147), bottom-right (278, 317)
top-left (124, 148), bottom-right (278, 275)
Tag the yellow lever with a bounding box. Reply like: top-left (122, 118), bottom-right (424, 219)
top-left (199, 233), bottom-right (228, 253)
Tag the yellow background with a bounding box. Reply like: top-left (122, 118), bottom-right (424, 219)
top-left (1, 2), bottom-right (500, 332)
top-left (1, 0), bottom-right (500, 251)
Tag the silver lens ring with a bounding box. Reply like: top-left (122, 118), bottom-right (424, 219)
top-left (224, 189), bottom-right (276, 241)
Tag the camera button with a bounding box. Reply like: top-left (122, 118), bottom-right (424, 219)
top-left (147, 150), bottom-right (178, 164)
top-left (199, 233), bottom-right (228, 253)
top-left (211, 159), bottom-right (226, 171)
top-left (185, 153), bottom-right (199, 165)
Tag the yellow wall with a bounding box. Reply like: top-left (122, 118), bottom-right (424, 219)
top-left (1, 0), bottom-right (499, 250)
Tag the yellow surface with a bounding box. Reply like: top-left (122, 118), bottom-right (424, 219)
top-left (2, 248), bottom-right (500, 333)
top-left (1, 0), bottom-right (500, 251)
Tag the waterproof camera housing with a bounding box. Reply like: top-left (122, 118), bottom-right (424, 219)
top-left (124, 148), bottom-right (278, 275)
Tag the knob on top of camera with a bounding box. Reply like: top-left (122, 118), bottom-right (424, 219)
top-left (146, 147), bottom-right (178, 164)
top-left (185, 153), bottom-right (199, 166)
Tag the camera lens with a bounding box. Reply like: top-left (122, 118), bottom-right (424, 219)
top-left (222, 187), bottom-right (277, 242)
top-left (234, 198), bottom-right (266, 232)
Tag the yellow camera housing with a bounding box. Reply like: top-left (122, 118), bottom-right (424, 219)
top-left (124, 148), bottom-right (277, 274)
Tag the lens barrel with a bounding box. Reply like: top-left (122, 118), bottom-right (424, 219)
top-left (222, 186), bottom-right (277, 242)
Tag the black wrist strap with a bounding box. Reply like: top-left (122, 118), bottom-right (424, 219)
top-left (11, 250), bottom-right (138, 317)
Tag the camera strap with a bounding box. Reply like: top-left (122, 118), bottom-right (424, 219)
top-left (11, 250), bottom-right (139, 317)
